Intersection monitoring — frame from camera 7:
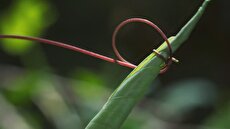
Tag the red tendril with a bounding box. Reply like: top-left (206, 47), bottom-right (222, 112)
top-left (0, 35), bottom-right (136, 69)
top-left (0, 18), bottom-right (173, 74)
top-left (112, 18), bottom-right (173, 73)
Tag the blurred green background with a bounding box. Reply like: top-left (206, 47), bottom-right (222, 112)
top-left (0, 0), bottom-right (229, 129)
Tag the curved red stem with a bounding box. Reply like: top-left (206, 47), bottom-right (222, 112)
top-left (112, 18), bottom-right (173, 73)
top-left (0, 18), bottom-right (173, 73)
top-left (0, 34), bottom-right (136, 69)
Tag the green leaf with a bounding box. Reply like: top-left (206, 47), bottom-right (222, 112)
top-left (85, 1), bottom-right (211, 129)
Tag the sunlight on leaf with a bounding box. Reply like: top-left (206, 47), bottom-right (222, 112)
top-left (72, 68), bottom-right (110, 101)
top-left (0, 0), bottom-right (56, 55)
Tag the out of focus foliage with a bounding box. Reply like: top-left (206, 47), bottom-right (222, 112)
top-left (1, 66), bottom-right (229, 129)
top-left (0, 0), bottom-right (229, 129)
top-left (0, 0), bottom-right (55, 54)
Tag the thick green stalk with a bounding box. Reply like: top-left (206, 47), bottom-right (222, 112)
top-left (85, 0), bottom-right (211, 129)
top-left (157, 0), bottom-right (210, 53)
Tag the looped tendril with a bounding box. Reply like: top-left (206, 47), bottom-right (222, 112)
top-left (112, 18), bottom-right (174, 74)
top-left (0, 18), bottom-right (175, 74)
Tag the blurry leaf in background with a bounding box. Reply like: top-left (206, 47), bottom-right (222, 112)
top-left (3, 71), bottom-right (47, 105)
top-left (205, 101), bottom-right (230, 129)
top-left (0, 94), bottom-right (34, 129)
top-left (32, 80), bottom-right (82, 129)
top-left (0, 69), bottom-right (54, 128)
top-left (153, 79), bottom-right (218, 121)
top-left (0, 66), bottom-right (83, 129)
top-left (120, 79), bottom-right (221, 129)
top-left (0, 0), bottom-right (56, 55)
top-left (70, 68), bottom-right (111, 122)
top-left (71, 68), bottom-right (110, 106)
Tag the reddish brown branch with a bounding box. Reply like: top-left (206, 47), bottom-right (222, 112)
top-left (0, 18), bottom-right (173, 73)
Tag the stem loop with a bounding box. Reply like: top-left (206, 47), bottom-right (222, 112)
top-left (112, 18), bottom-right (174, 73)
top-left (0, 18), bottom-right (175, 73)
